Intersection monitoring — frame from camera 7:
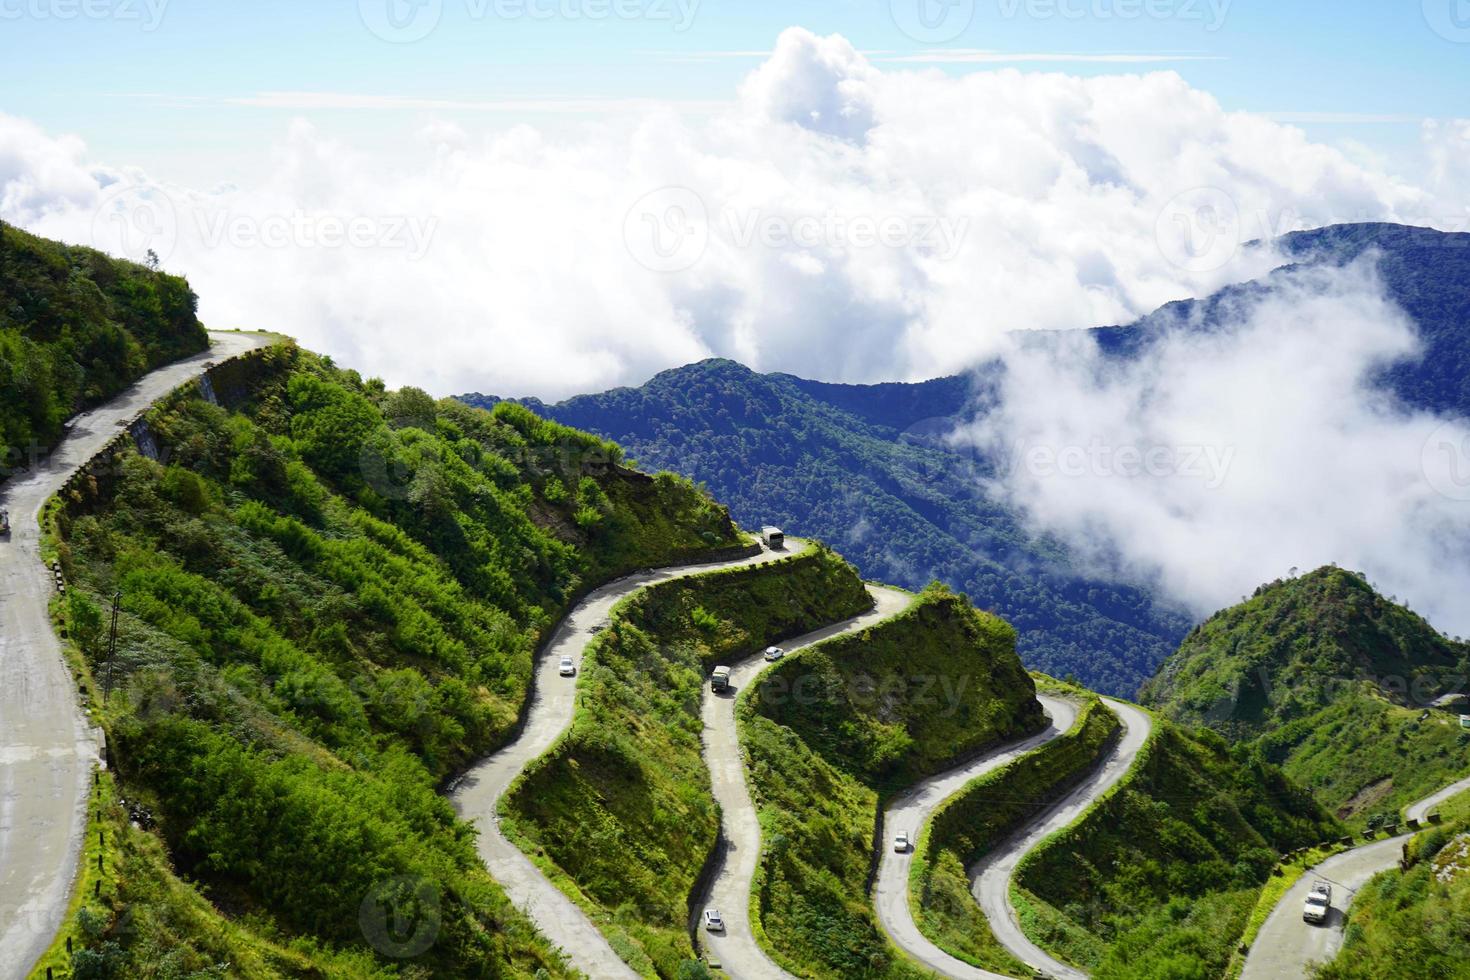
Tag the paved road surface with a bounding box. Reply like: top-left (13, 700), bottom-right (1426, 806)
top-left (452, 540), bottom-right (805, 980)
top-left (872, 695), bottom-right (1081, 980)
top-left (969, 699), bottom-right (1154, 980)
top-left (0, 332), bottom-right (271, 978)
top-left (697, 584), bottom-right (912, 980)
top-left (1241, 773), bottom-right (1470, 980)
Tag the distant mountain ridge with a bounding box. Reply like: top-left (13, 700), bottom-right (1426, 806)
top-left (461, 223), bottom-right (1470, 695)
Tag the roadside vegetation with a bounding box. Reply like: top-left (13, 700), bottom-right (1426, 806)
top-left (51, 341), bottom-right (741, 976)
top-left (1, 222), bottom-right (208, 479)
top-left (500, 544), bottom-right (873, 976)
top-left (739, 584), bottom-right (1044, 978)
top-left (909, 693), bottom-right (1121, 974)
top-left (1011, 719), bottom-right (1340, 979)
top-left (1143, 566), bottom-right (1470, 827)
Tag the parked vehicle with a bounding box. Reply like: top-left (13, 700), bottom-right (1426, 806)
top-left (711, 666), bottom-right (731, 692)
top-left (761, 526), bottom-right (784, 549)
top-left (763, 646), bottom-right (785, 662)
top-left (1303, 881), bottom-right (1332, 924)
top-left (703, 908), bottom-right (724, 932)
top-left (558, 655), bottom-right (576, 676)
top-left (893, 830), bottom-right (910, 853)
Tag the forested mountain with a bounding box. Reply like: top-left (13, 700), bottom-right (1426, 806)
top-left (464, 359), bottom-right (1189, 695)
top-left (1142, 566), bottom-right (1470, 825)
top-left (0, 222), bottom-right (208, 476)
top-left (463, 223), bottom-right (1470, 696)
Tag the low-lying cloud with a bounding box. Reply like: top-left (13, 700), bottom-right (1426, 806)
top-left (965, 256), bottom-right (1470, 638)
top-left (3, 28), bottom-right (1463, 400)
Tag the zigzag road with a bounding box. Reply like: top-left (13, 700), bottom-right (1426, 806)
top-left (696, 583), bottom-right (913, 980)
top-left (451, 538), bottom-right (810, 980)
top-left (0, 332), bottom-right (272, 979)
top-left (876, 697), bottom-right (1153, 980)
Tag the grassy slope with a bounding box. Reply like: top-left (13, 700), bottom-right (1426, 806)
top-left (1011, 720), bottom-right (1339, 980)
top-left (501, 545), bottom-right (873, 977)
top-left (1, 222), bottom-right (208, 473)
top-left (53, 343), bottom-right (742, 977)
top-left (1142, 566), bottom-right (1470, 827)
top-left (740, 585), bottom-right (1045, 978)
top-left (910, 694), bottom-right (1121, 974)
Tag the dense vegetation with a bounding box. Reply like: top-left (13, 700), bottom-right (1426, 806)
top-left (911, 694), bottom-right (1121, 973)
top-left (1314, 787), bottom-right (1470, 979)
top-left (1, 221), bottom-right (208, 477)
top-left (55, 342), bottom-right (742, 976)
top-left (462, 359), bottom-right (1191, 696)
top-left (739, 585), bottom-right (1044, 977)
top-left (1012, 720), bottom-right (1339, 980)
top-left (499, 544), bottom-right (873, 976)
top-left (1142, 566), bottom-right (1470, 824)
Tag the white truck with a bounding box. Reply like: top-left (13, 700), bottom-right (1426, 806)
top-left (1302, 881), bottom-right (1332, 924)
top-left (761, 526), bottom-right (784, 550)
top-left (711, 666), bottom-right (732, 693)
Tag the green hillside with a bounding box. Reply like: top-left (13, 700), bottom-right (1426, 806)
top-left (1142, 567), bottom-right (1470, 825)
top-left (51, 341), bottom-right (742, 976)
top-left (740, 585), bottom-right (1045, 977)
top-left (1013, 721), bottom-right (1338, 979)
top-left (500, 544), bottom-right (873, 975)
top-left (1, 221), bottom-right (208, 476)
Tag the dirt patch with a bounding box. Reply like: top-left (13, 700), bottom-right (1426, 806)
top-left (1335, 776), bottom-right (1394, 819)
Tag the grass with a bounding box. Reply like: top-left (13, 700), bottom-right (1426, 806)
top-left (739, 584), bottom-right (1045, 978)
top-left (500, 543), bottom-right (874, 978)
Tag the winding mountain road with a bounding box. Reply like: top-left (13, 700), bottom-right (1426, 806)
top-left (0, 332), bottom-right (271, 978)
top-left (967, 699), bottom-right (1152, 980)
top-left (873, 695), bottom-right (1082, 980)
top-left (697, 583), bottom-right (912, 979)
top-left (1241, 771), bottom-right (1470, 979)
top-left (451, 539), bottom-right (806, 980)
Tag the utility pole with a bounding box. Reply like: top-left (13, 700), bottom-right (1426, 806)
top-left (104, 591), bottom-right (121, 700)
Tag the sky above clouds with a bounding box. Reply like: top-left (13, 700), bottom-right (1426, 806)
top-left (3, 9), bottom-right (1470, 636)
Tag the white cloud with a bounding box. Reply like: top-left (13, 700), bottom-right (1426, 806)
top-left (964, 256), bottom-right (1470, 638)
top-left (1, 26), bottom-right (1463, 404)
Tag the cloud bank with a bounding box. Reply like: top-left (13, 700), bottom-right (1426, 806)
top-left (3, 28), bottom-right (1461, 401)
top-left (965, 256), bottom-right (1470, 639)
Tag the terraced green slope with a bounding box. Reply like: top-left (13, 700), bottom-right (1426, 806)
top-left (500, 545), bottom-right (874, 975)
top-left (740, 585), bottom-right (1045, 978)
top-left (1142, 566), bottom-right (1470, 826)
top-left (53, 343), bottom-right (742, 977)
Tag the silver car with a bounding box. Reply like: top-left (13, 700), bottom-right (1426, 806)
top-left (558, 655), bottom-right (576, 676)
top-left (703, 908), bottom-right (725, 932)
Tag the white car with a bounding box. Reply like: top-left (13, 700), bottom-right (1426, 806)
top-left (893, 830), bottom-right (910, 853)
top-left (763, 646), bottom-right (785, 662)
top-left (703, 908), bottom-right (725, 932)
top-left (1302, 881), bottom-right (1331, 924)
top-left (558, 655), bottom-right (576, 676)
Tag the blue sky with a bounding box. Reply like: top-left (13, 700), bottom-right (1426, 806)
top-left (2, 0), bottom-right (1466, 184)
